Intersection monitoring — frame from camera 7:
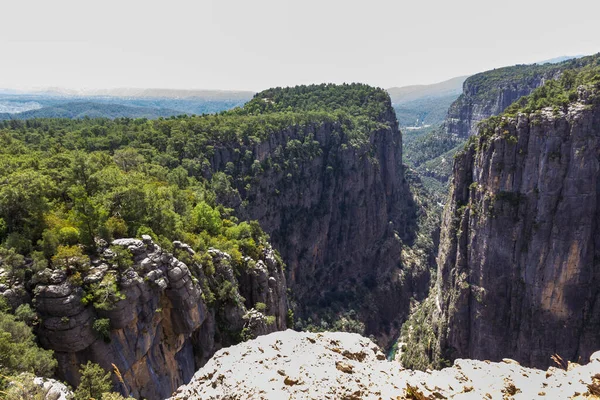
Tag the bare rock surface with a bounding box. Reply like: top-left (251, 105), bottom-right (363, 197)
top-left (430, 92), bottom-right (600, 368)
top-left (32, 376), bottom-right (72, 400)
top-left (170, 330), bottom-right (600, 399)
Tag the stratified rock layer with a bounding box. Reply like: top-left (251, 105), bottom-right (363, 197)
top-left (170, 330), bottom-right (600, 400)
top-left (433, 95), bottom-right (600, 367)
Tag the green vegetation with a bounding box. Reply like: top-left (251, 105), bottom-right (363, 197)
top-left (0, 84), bottom-right (400, 389)
top-left (0, 84), bottom-right (391, 272)
top-left (0, 102), bottom-right (182, 121)
top-left (245, 83), bottom-right (391, 121)
top-left (402, 125), bottom-right (465, 199)
top-left (504, 65), bottom-right (600, 114)
top-left (0, 305), bottom-right (57, 389)
top-left (1, 373), bottom-right (55, 400)
top-left (93, 318), bottom-right (112, 342)
top-left (0, 94), bottom-right (251, 121)
top-left (393, 94), bottom-right (459, 127)
top-left (403, 126), bottom-right (464, 170)
top-left (72, 361), bottom-right (112, 400)
top-left (460, 53), bottom-right (600, 104)
top-left (476, 62), bottom-right (600, 147)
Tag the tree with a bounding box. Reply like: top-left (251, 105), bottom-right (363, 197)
top-left (0, 310), bottom-right (57, 382)
top-left (69, 185), bottom-right (105, 247)
top-left (73, 361), bottom-right (112, 400)
top-left (84, 273), bottom-right (125, 311)
top-left (109, 246), bottom-right (133, 276)
top-left (51, 245), bottom-right (90, 273)
top-left (191, 202), bottom-right (222, 235)
top-left (0, 247), bottom-right (25, 286)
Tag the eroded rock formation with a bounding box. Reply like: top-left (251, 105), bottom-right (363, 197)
top-left (30, 236), bottom-right (287, 399)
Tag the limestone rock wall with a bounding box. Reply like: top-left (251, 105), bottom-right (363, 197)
top-left (445, 73), bottom-right (555, 138)
top-left (207, 105), bottom-right (427, 346)
top-left (433, 96), bottom-right (600, 367)
top-left (32, 236), bottom-right (288, 400)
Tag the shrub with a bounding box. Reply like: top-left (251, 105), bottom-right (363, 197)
top-left (2, 373), bottom-right (49, 400)
top-left (14, 304), bottom-right (36, 325)
top-left (0, 311), bottom-right (57, 381)
top-left (51, 245), bottom-right (90, 273)
top-left (58, 226), bottom-right (80, 245)
top-left (93, 318), bottom-right (111, 342)
top-left (191, 202), bottom-right (222, 235)
top-left (87, 274), bottom-right (125, 311)
top-left (105, 217), bottom-right (128, 239)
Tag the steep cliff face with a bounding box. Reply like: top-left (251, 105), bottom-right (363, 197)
top-left (445, 55), bottom-right (600, 138)
top-left (432, 87), bottom-right (600, 368)
top-left (208, 100), bottom-right (426, 346)
top-left (445, 74), bottom-right (554, 138)
top-left (29, 236), bottom-right (287, 399)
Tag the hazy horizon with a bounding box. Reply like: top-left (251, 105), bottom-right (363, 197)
top-left (2, 0), bottom-right (599, 92)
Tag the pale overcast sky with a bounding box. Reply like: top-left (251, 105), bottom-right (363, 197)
top-left (1, 0), bottom-right (599, 92)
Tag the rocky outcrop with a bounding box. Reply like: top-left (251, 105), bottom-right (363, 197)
top-left (170, 329), bottom-right (600, 399)
top-left (432, 92), bottom-right (600, 368)
top-left (445, 73), bottom-right (555, 138)
top-left (444, 55), bottom-right (600, 138)
top-left (208, 102), bottom-right (426, 346)
top-left (30, 236), bottom-right (287, 400)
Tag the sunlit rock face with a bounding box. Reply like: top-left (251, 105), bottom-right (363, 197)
top-left (433, 96), bottom-right (600, 368)
top-left (170, 329), bottom-right (600, 400)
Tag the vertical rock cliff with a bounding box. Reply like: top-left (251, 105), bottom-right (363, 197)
top-left (30, 236), bottom-right (287, 399)
top-left (431, 78), bottom-right (600, 368)
top-left (206, 86), bottom-right (427, 346)
top-left (445, 55), bottom-right (600, 138)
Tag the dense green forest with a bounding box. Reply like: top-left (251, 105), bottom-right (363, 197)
top-left (402, 125), bottom-right (465, 199)
top-left (462, 54), bottom-right (600, 103)
top-left (0, 102), bottom-right (182, 120)
top-left (0, 84), bottom-right (394, 387)
top-left (476, 62), bottom-right (600, 145)
top-left (0, 83), bottom-right (389, 261)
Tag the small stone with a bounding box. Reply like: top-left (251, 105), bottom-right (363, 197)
top-left (336, 361), bottom-right (353, 374)
top-left (567, 361), bottom-right (580, 371)
top-left (156, 278), bottom-right (168, 290)
top-left (284, 376), bottom-right (301, 386)
top-left (142, 234), bottom-right (153, 244)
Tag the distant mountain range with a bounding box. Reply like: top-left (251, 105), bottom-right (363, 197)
top-left (386, 76), bottom-right (468, 127)
top-left (0, 102), bottom-right (182, 120)
top-left (0, 93), bottom-right (252, 120)
top-left (535, 55), bottom-right (585, 65)
top-left (8, 87), bottom-right (256, 101)
top-left (387, 76), bottom-right (468, 105)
